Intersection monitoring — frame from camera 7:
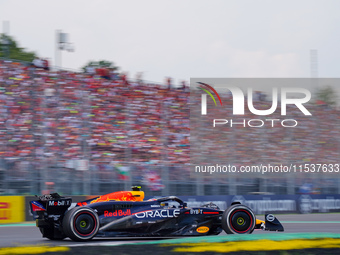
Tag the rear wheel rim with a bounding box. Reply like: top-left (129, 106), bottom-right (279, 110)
top-left (74, 212), bottom-right (96, 236)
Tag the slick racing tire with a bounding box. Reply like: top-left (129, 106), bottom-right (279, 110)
top-left (222, 204), bottom-right (256, 234)
top-left (62, 207), bottom-right (99, 241)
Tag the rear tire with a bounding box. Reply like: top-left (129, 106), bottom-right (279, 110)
top-left (62, 207), bottom-right (99, 241)
top-left (222, 204), bottom-right (255, 234)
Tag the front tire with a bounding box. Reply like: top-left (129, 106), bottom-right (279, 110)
top-left (222, 204), bottom-right (255, 234)
top-left (62, 207), bottom-right (99, 241)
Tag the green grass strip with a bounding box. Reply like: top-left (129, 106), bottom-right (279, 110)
top-left (125, 233), bottom-right (340, 246)
top-left (0, 223), bottom-right (35, 227)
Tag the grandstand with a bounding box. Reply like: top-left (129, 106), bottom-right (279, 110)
top-left (0, 59), bottom-right (339, 196)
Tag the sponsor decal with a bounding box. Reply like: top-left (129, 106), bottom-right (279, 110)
top-left (0, 196), bottom-right (24, 223)
top-left (104, 209), bottom-right (131, 217)
top-left (0, 203), bottom-right (9, 209)
top-left (48, 200), bottom-right (71, 206)
top-left (185, 209), bottom-right (219, 215)
top-left (190, 209), bottom-right (202, 214)
top-left (0, 202), bottom-right (10, 220)
top-left (31, 201), bottom-right (46, 212)
top-left (196, 226), bottom-right (209, 233)
top-left (266, 214), bottom-right (275, 222)
top-left (134, 209), bottom-right (180, 219)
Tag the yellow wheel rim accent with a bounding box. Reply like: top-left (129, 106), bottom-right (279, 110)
top-left (80, 221), bottom-right (86, 227)
top-left (237, 217), bottom-right (245, 225)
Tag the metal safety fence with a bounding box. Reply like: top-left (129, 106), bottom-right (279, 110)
top-left (1, 158), bottom-right (340, 196)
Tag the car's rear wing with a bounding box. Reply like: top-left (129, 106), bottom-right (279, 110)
top-left (30, 193), bottom-right (72, 219)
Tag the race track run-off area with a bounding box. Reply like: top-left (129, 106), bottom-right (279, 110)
top-left (1, 214), bottom-right (340, 254)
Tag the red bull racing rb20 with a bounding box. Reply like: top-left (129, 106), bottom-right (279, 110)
top-left (30, 187), bottom-right (284, 241)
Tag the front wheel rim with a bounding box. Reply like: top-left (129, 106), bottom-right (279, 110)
top-left (229, 209), bottom-right (253, 233)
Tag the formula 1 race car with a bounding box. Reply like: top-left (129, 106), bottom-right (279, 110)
top-left (30, 187), bottom-right (284, 241)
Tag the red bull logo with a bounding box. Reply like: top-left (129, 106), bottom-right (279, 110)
top-left (104, 209), bottom-right (131, 217)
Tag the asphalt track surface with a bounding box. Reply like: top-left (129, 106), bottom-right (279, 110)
top-left (1, 213), bottom-right (340, 248)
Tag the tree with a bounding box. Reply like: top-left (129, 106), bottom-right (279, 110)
top-left (0, 34), bottom-right (37, 62)
top-left (81, 60), bottom-right (119, 73)
top-left (316, 86), bottom-right (338, 106)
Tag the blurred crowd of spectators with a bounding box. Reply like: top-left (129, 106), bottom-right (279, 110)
top-left (0, 59), bottom-right (339, 189)
top-left (0, 60), bottom-right (190, 183)
top-left (190, 88), bottom-right (340, 168)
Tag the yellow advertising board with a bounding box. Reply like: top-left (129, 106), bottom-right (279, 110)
top-left (0, 196), bottom-right (25, 224)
